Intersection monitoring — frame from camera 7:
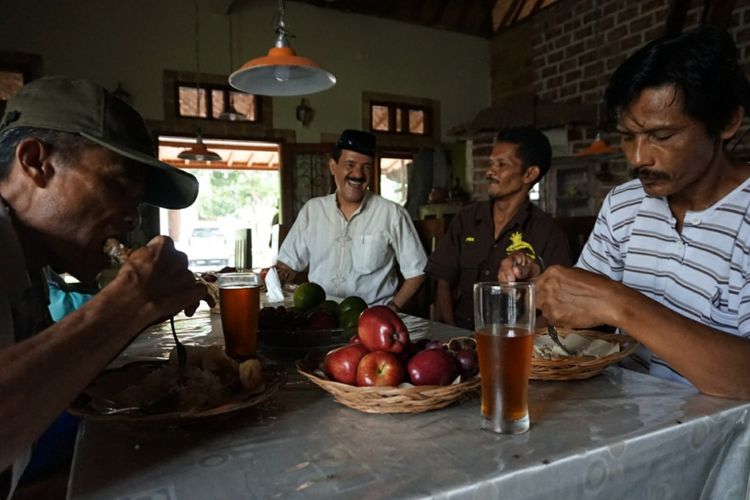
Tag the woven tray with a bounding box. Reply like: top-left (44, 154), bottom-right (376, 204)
top-left (531, 328), bottom-right (638, 381)
top-left (296, 351), bottom-right (480, 414)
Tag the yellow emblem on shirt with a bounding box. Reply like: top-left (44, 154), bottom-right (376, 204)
top-left (465, 236), bottom-right (475, 242)
top-left (506, 231), bottom-right (536, 259)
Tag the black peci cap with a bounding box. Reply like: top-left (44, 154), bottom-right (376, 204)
top-left (334, 129), bottom-right (376, 158)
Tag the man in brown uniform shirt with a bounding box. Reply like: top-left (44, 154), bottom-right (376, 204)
top-left (425, 126), bottom-right (571, 330)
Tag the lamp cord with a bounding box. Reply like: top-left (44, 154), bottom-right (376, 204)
top-left (194, 1), bottom-right (201, 120)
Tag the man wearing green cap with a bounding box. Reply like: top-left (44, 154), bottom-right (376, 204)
top-left (0, 76), bottom-right (212, 495)
top-left (277, 129), bottom-right (427, 309)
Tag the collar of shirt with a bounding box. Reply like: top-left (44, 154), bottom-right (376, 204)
top-left (330, 190), bottom-right (372, 220)
top-left (473, 198), bottom-right (533, 241)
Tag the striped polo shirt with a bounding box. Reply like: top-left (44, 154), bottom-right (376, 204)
top-left (578, 177), bottom-right (750, 384)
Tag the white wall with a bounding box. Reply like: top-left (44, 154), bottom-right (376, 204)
top-left (0, 0), bottom-right (490, 143)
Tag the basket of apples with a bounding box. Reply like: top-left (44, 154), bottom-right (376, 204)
top-left (296, 306), bottom-right (480, 414)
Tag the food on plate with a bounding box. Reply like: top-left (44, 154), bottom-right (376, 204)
top-left (454, 349), bottom-right (479, 378)
top-left (356, 351), bottom-right (406, 387)
top-left (324, 344), bottom-right (370, 385)
top-left (315, 300), bottom-right (340, 316)
top-left (533, 333), bottom-right (620, 360)
top-left (407, 349), bottom-right (458, 386)
top-left (114, 345), bottom-right (267, 412)
top-left (293, 282), bottom-right (326, 311)
top-left (357, 305), bottom-right (410, 353)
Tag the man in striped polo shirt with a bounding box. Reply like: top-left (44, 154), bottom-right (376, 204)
top-left (500, 26), bottom-right (750, 399)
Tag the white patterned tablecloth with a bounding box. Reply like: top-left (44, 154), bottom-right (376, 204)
top-left (68, 310), bottom-right (750, 500)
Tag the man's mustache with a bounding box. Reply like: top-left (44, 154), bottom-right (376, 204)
top-left (632, 168), bottom-right (669, 181)
top-left (345, 176), bottom-right (366, 182)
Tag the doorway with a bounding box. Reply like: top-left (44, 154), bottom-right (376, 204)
top-left (157, 136), bottom-right (281, 271)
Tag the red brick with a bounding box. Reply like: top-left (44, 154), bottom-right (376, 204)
top-left (583, 61), bottom-right (605, 79)
top-left (620, 33), bottom-right (644, 52)
top-left (580, 78), bottom-right (597, 91)
top-left (616, 6), bottom-right (639, 24)
top-left (560, 82), bottom-right (579, 98)
top-left (643, 26), bottom-right (664, 42)
top-left (629, 13), bottom-right (654, 34)
top-left (541, 65), bottom-right (557, 78)
top-left (563, 18), bottom-right (582, 34)
top-left (539, 90), bottom-right (559, 102)
top-left (547, 49), bottom-right (565, 65)
top-left (599, 14), bottom-right (615, 31)
top-left (565, 69), bottom-right (582, 83)
top-left (575, 24), bottom-right (594, 40)
top-left (565, 41), bottom-right (586, 59)
top-left (606, 25), bottom-right (628, 43)
top-left (546, 75), bottom-right (564, 89)
top-left (554, 33), bottom-right (572, 49)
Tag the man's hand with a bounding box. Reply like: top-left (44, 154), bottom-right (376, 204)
top-left (536, 266), bottom-right (626, 329)
top-left (111, 235), bottom-right (213, 320)
top-left (498, 251), bottom-right (542, 283)
top-left (275, 261), bottom-right (298, 284)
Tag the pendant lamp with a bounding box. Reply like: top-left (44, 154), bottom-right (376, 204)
top-left (229, 0), bottom-right (336, 97)
top-left (576, 132), bottom-right (618, 156)
top-left (178, 129), bottom-right (222, 162)
top-left (179, 2), bottom-right (222, 162)
top-left (218, 12), bottom-right (249, 121)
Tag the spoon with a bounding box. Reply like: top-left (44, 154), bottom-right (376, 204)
top-left (170, 316), bottom-right (187, 381)
top-left (547, 325), bottom-right (575, 356)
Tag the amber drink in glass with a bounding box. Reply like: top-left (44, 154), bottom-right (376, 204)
top-left (474, 282), bottom-right (535, 434)
top-left (217, 272), bottom-right (260, 360)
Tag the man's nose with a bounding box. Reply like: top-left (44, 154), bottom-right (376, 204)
top-left (123, 208), bottom-right (142, 231)
top-left (630, 137), bottom-right (654, 168)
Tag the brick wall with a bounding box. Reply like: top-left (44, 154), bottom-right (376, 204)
top-left (471, 0), bottom-right (750, 209)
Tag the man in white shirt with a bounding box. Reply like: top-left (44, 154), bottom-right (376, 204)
top-left (499, 26), bottom-right (750, 400)
top-left (277, 130), bottom-right (427, 309)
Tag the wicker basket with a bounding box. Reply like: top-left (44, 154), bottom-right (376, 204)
top-left (531, 328), bottom-right (638, 381)
top-left (296, 351), bottom-right (480, 414)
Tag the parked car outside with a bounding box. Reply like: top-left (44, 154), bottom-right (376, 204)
top-left (187, 225), bottom-right (230, 270)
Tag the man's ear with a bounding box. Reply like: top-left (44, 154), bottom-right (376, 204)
top-left (328, 157), bottom-right (337, 176)
top-left (721, 105), bottom-right (745, 141)
top-left (523, 165), bottom-right (541, 185)
top-left (16, 137), bottom-right (54, 187)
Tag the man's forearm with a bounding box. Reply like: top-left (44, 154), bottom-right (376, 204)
top-left (0, 284), bottom-right (154, 471)
top-left (612, 287), bottom-right (750, 399)
top-left (391, 275), bottom-right (426, 310)
top-left (434, 279), bottom-right (455, 325)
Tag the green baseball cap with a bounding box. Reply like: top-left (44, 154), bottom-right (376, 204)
top-left (0, 76), bottom-right (199, 209)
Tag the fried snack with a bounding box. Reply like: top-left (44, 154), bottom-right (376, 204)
top-left (103, 238), bottom-right (132, 265)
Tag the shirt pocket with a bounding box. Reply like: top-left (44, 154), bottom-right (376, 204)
top-left (352, 234), bottom-right (390, 274)
top-left (701, 288), bottom-right (738, 331)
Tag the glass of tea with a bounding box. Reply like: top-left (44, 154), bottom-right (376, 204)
top-left (217, 272), bottom-right (261, 360)
top-left (473, 282), bottom-right (536, 434)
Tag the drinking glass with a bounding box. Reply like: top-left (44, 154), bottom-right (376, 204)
top-left (474, 282), bottom-right (536, 434)
top-left (217, 272), bottom-right (261, 360)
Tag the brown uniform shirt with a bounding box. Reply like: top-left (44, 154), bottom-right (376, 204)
top-left (425, 199), bottom-right (572, 330)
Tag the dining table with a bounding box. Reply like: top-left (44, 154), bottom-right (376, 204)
top-left (67, 307), bottom-right (750, 499)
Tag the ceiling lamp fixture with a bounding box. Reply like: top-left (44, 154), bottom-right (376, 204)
top-left (219, 11), bottom-right (249, 121)
top-left (180, 2), bottom-right (222, 162)
top-left (576, 132), bottom-right (618, 156)
top-left (178, 129), bottom-right (222, 162)
top-left (229, 0), bottom-right (336, 96)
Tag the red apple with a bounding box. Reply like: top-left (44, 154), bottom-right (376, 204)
top-left (323, 344), bottom-right (370, 385)
top-left (357, 305), bottom-right (410, 353)
top-left (407, 349), bottom-right (458, 386)
top-left (454, 349), bottom-right (479, 378)
top-left (348, 335), bottom-right (361, 344)
top-left (356, 351), bottom-right (406, 387)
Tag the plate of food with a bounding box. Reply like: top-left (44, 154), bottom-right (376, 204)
top-left (70, 345), bottom-right (286, 424)
top-left (531, 328), bottom-right (638, 380)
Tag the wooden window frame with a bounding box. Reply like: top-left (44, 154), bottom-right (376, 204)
top-left (175, 81), bottom-right (262, 123)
